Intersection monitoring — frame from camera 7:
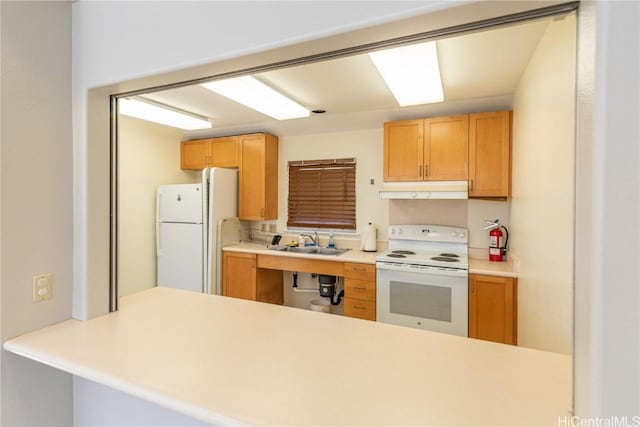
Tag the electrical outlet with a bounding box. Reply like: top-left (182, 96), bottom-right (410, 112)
top-left (33, 273), bottom-right (52, 302)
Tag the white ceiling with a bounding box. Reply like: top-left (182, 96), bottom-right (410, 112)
top-left (140, 18), bottom-right (551, 138)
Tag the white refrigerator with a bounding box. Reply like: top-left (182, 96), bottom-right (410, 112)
top-left (156, 167), bottom-right (237, 294)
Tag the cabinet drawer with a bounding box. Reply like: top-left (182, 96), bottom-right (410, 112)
top-left (345, 278), bottom-right (376, 301)
top-left (343, 263), bottom-right (375, 281)
top-left (344, 298), bottom-right (376, 321)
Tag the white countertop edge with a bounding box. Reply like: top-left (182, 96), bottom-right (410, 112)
top-left (3, 336), bottom-right (245, 426)
top-left (468, 267), bottom-right (519, 278)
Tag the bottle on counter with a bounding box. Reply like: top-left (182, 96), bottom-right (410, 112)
top-left (328, 232), bottom-right (335, 248)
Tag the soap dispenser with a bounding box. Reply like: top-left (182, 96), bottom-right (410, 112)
top-left (328, 232), bottom-right (335, 248)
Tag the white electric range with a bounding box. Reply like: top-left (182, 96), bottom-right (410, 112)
top-left (376, 224), bottom-right (469, 336)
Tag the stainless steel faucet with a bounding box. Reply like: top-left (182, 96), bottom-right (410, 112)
top-left (300, 232), bottom-right (319, 246)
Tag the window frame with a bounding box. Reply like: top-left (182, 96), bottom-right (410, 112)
top-left (287, 158), bottom-right (356, 231)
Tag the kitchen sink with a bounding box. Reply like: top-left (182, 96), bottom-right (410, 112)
top-left (267, 246), bottom-right (348, 256)
top-left (286, 246), bottom-right (317, 254)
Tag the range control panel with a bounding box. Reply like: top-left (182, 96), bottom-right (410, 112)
top-left (388, 224), bottom-right (467, 244)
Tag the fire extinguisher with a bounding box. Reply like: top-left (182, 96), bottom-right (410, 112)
top-left (489, 227), bottom-right (503, 262)
top-left (484, 219), bottom-right (509, 262)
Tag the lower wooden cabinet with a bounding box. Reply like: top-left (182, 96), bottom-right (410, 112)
top-left (344, 297), bottom-right (375, 321)
top-left (468, 274), bottom-right (517, 345)
top-left (222, 252), bottom-right (283, 304)
top-left (223, 253), bottom-right (378, 319)
top-left (343, 263), bottom-right (376, 321)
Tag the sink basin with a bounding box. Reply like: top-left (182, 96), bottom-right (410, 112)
top-left (286, 246), bottom-right (317, 254)
top-left (267, 246), bottom-right (348, 256)
top-left (266, 245), bottom-right (288, 251)
top-left (315, 247), bottom-right (347, 256)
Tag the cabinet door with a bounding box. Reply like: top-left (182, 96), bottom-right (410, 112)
top-left (383, 120), bottom-right (424, 181)
top-left (222, 252), bottom-right (256, 300)
top-left (469, 111), bottom-right (512, 197)
top-left (238, 133), bottom-right (278, 221)
top-left (423, 115), bottom-right (469, 181)
top-left (468, 274), bottom-right (517, 345)
top-left (181, 139), bottom-right (211, 170)
top-left (209, 136), bottom-right (239, 167)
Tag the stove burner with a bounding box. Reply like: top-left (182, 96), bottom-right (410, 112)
top-left (431, 256), bottom-right (460, 262)
top-left (387, 253), bottom-right (407, 258)
top-left (439, 253), bottom-right (460, 258)
top-left (392, 250), bottom-right (416, 255)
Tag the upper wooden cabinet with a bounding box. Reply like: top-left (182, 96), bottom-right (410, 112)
top-left (238, 133), bottom-right (278, 221)
top-left (384, 115), bottom-right (469, 181)
top-left (468, 274), bottom-right (517, 345)
top-left (181, 139), bottom-right (212, 170)
top-left (181, 136), bottom-right (239, 170)
top-left (424, 115), bottom-right (469, 180)
top-left (383, 119), bottom-right (423, 181)
top-left (468, 111), bottom-right (512, 197)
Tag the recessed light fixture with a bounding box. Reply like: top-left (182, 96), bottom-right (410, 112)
top-left (200, 76), bottom-right (309, 121)
top-left (119, 97), bottom-right (212, 130)
top-left (368, 41), bottom-right (444, 106)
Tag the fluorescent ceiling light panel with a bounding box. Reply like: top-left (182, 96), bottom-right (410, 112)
top-left (369, 41), bottom-right (444, 106)
top-left (119, 98), bottom-right (212, 130)
top-left (201, 76), bottom-right (309, 120)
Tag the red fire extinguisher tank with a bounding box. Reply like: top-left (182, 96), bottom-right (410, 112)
top-left (489, 227), bottom-right (503, 262)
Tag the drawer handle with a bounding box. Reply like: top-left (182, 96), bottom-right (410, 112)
top-left (353, 267), bottom-right (366, 272)
top-left (354, 286), bottom-right (367, 291)
top-left (354, 305), bottom-right (366, 310)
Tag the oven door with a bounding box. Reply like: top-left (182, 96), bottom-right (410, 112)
top-left (376, 262), bottom-right (468, 337)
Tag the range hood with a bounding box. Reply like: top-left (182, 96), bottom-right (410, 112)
top-left (379, 181), bottom-right (468, 200)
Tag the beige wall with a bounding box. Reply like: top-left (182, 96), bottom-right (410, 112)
top-left (389, 199), bottom-right (511, 249)
top-left (0, 2), bottom-right (74, 425)
top-left (118, 116), bottom-right (198, 296)
top-left (277, 129), bottom-right (389, 242)
top-left (511, 15), bottom-right (576, 355)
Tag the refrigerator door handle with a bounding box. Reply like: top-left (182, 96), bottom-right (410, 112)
top-left (156, 191), bottom-right (162, 222)
top-left (156, 189), bottom-right (163, 255)
top-left (156, 222), bottom-right (162, 256)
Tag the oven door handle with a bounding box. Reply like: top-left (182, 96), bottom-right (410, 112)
top-left (376, 262), bottom-right (468, 278)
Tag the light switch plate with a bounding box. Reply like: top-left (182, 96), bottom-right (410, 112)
top-left (33, 273), bottom-right (52, 302)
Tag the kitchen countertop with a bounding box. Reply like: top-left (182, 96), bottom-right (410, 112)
top-left (468, 257), bottom-right (519, 278)
top-left (224, 242), bottom-right (379, 264)
top-left (227, 243), bottom-right (520, 277)
top-left (4, 287), bottom-right (570, 425)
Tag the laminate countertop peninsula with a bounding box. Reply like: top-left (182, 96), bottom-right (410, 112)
top-left (4, 287), bottom-right (570, 426)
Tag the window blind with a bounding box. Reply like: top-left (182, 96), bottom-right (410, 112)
top-left (287, 158), bottom-right (356, 230)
